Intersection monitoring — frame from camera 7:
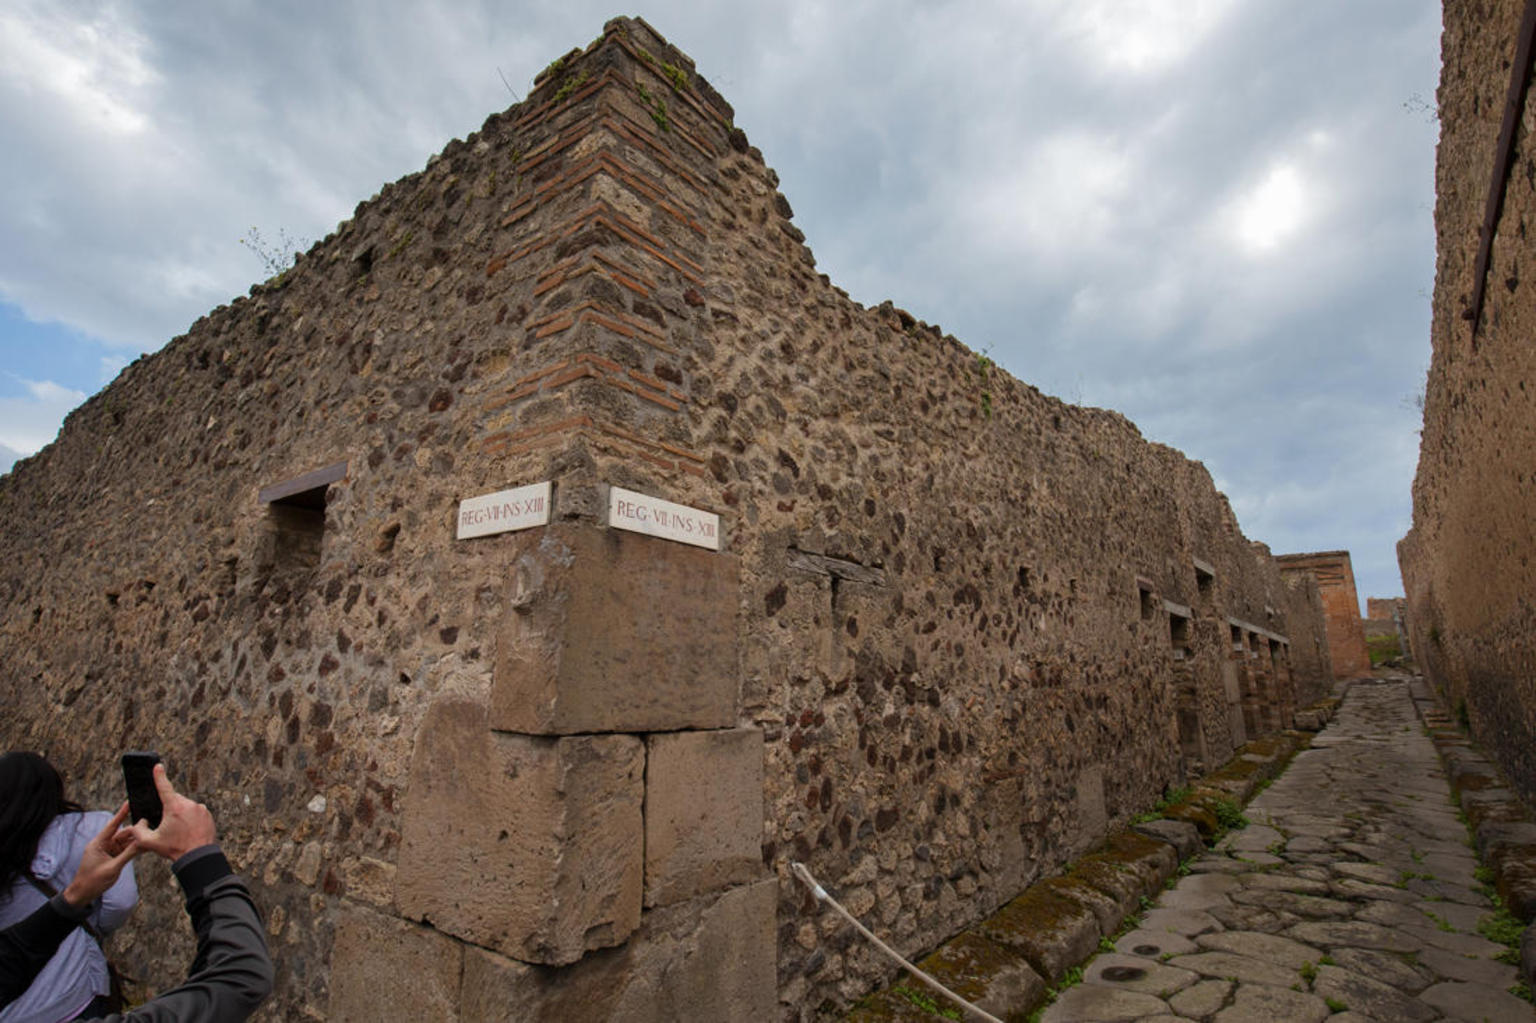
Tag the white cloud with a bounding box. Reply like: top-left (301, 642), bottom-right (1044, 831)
top-left (1229, 162), bottom-right (1308, 253)
top-left (0, 378), bottom-right (87, 455)
top-left (0, 2), bottom-right (158, 137)
top-left (963, 130), bottom-right (1132, 258)
top-left (1051, 0), bottom-right (1238, 74)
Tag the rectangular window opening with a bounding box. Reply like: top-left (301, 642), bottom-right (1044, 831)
top-left (258, 461), bottom-right (346, 577)
top-left (1169, 613), bottom-right (1191, 658)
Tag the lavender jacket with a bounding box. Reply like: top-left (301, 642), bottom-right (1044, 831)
top-left (0, 812), bottom-right (137, 1023)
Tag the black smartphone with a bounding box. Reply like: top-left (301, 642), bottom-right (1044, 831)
top-left (121, 751), bottom-right (163, 828)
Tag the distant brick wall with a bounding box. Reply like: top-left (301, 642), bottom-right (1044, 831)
top-left (0, 18), bottom-right (1335, 1019)
top-left (1276, 551), bottom-right (1371, 679)
top-left (1400, 0), bottom-right (1536, 809)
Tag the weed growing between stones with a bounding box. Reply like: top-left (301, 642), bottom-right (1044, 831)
top-left (1324, 996), bottom-right (1349, 1012)
top-left (1130, 786), bottom-right (1192, 825)
top-left (892, 985), bottom-right (961, 1021)
top-left (1476, 901), bottom-right (1526, 966)
top-left (1211, 797), bottom-right (1248, 835)
top-left (1299, 960), bottom-right (1318, 984)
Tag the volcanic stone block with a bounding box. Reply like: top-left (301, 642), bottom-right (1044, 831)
top-left (492, 524), bottom-right (739, 734)
top-left (397, 693), bottom-right (644, 965)
top-left (459, 878), bottom-right (777, 1022)
top-left (328, 905), bottom-right (464, 1021)
top-left (645, 728), bottom-right (764, 907)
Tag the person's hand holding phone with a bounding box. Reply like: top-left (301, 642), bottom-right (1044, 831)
top-left (125, 764), bottom-right (217, 861)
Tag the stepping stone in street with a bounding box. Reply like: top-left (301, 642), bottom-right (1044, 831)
top-left (1328, 946), bottom-right (1434, 993)
top-left (1419, 980), bottom-right (1535, 1023)
top-left (1037, 984), bottom-right (1168, 1022)
top-left (1281, 920), bottom-right (1423, 953)
top-left (1113, 928), bottom-right (1196, 960)
top-left (1167, 978), bottom-right (1231, 1019)
top-left (1311, 964), bottom-right (1438, 1022)
top-left (1211, 981), bottom-right (1329, 1023)
top-left (1167, 950), bottom-right (1300, 988)
top-left (1193, 930), bottom-right (1323, 969)
top-left (1082, 953), bottom-right (1199, 997)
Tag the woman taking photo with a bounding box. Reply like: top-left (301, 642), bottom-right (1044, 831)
top-left (0, 753), bottom-right (138, 1021)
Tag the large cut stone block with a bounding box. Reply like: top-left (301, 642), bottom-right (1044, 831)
top-left (328, 905), bottom-right (464, 1021)
top-left (492, 524), bottom-right (740, 734)
top-left (459, 878), bottom-right (777, 1022)
top-left (397, 693), bottom-right (644, 965)
top-left (645, 728), bottom-right (764, 907)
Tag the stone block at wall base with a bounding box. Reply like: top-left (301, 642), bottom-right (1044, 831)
top-left (459, 878), bottom-right (778, 1022)
top-left (397, 693), bottom-right (644, 965)
top-left (493, 524), bottom-right (740, 734)
top-left (328, 905), bottom-right (463, 1021)
top-left (645, 727), bottom-right (764, 907)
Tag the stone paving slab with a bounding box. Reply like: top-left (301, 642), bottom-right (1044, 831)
top-left (1018, 678), bottom-right (1534, 1022)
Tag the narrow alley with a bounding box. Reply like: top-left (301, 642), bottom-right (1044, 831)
top-left (1043, 678), bottom-right (1532, 1022)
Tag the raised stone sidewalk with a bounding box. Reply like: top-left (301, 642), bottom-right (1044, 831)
top-left (1043, 677), bottom-right (1532, 1022)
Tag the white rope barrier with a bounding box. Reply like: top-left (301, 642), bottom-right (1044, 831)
top-left (790, 861), bottom-right (1005, 1023)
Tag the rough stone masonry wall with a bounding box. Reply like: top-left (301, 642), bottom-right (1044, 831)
top-left (1400, 0), bottom-right (1536, 809)
top-left (0, 18), bottom-right (1332, 1020)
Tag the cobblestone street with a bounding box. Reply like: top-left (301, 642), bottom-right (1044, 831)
top-left (1043, 678), bottom-right (1533, 1022)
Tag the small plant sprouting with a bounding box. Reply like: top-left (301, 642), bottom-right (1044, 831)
top-left (891, 985), bottom-right (961, 1021)
top-left (635, 83), bottom-right (671, 132)
top-left (1299, 961), bottom-right (1317, 983)
top-left (1318, 953), bottom-right (1336, 966)
top-left (1324, 996), bottom-right (1348, 1013)
top-left (554, 69), bottom-right (590, 102)
top-left (1211, 798), bottom-right (1249, 834)
top-left (660, 60), bottom-right (689, 92)
top-left (239, 226), bottom-right (309, 282)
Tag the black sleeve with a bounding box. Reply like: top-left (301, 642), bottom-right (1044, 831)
top-left (0, 897), bottom-right (85, 1006)
top-left (98, 847), bottom-right (273, 1023)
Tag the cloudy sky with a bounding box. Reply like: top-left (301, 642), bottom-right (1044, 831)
top-left (0, 0), bottom-right (1441, 610)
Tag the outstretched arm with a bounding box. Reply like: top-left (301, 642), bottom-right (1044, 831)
top-left (0, 805), bottom-right (137, 1005)
top-left (104, 765), bottom-right (273, 1022)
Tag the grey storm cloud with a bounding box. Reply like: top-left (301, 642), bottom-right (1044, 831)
top-left (0, 0), bottom-right (1441, 604)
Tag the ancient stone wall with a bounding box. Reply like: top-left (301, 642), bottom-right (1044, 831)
top-left (1400, 0), bottom-right (1536, 808)
top-left (0, 18), bottom-right (1332, 1019)
top-left (1276, 550), bottom-right (1371, 680)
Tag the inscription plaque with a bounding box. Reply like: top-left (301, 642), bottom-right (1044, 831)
top-left (457, 482), bottom-right (551, 539)
top-left (607, 486), bottom-right (719, 550)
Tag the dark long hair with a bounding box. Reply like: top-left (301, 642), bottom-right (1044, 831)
top-left (0, 753), bottom-right (83, 890)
